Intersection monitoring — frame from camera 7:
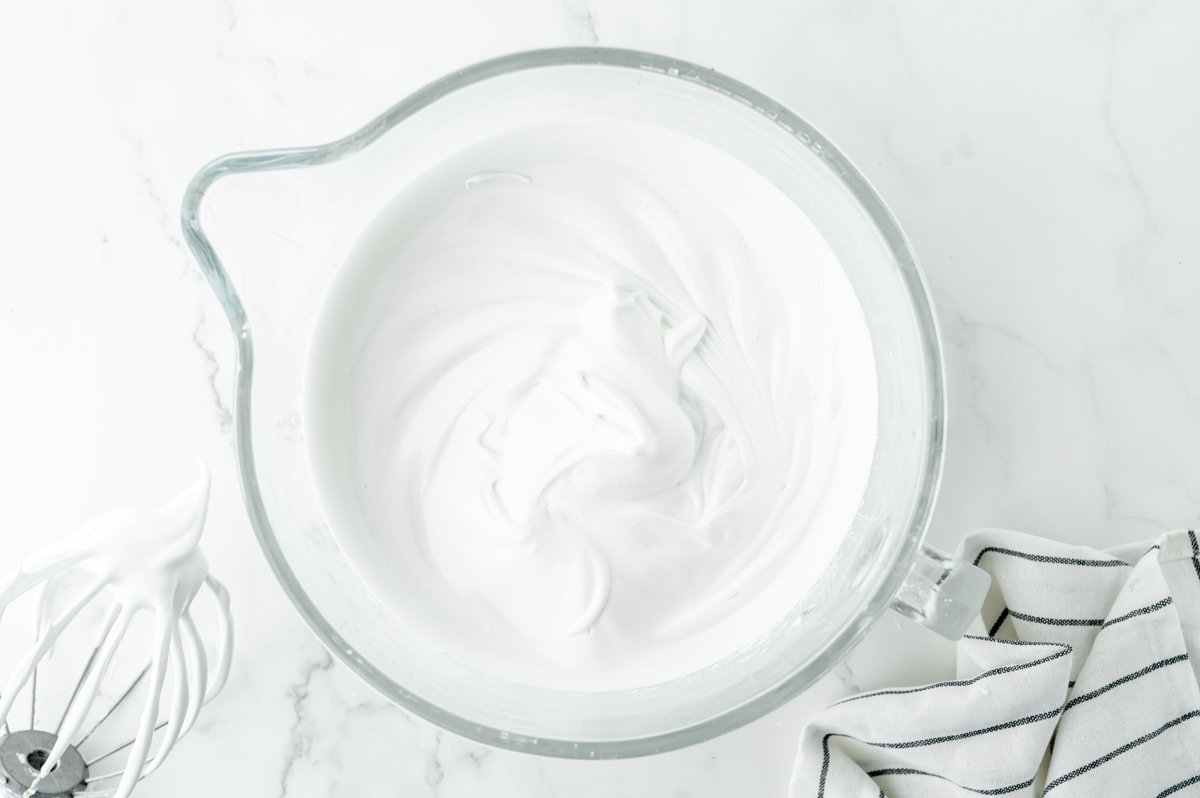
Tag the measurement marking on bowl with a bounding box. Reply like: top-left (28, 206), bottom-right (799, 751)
top-left (466, 172), bottom-right (531, 188)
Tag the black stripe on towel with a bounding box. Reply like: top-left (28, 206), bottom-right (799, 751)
top-left (818, 708), bottom-right (1062, 798)
top-left (833, 644), bottom-right (1071, 706)
top-left (1064, 654), bottom-right (1190, 711)
top-left (867, 707), bottom-right (1062, 749)
top-left (1190, 530), bottom-right (1200, 583)
top-left (1100, 597), bottom-right (1174, 630)
top-left (1003, 597), bottom-right (1173, 632)
top-left (1156, 774), bottom-right (1200, 797)
top-left (963, 636), bottom-right (1069, 647)
top-left (972, 547), bottom-right (1131, 568)
top-left (819, 736), bottom-right (1037, 798)
top-left (865, 767), bottom-right (1035, 796)
top-left (818, 733), bottom-right (833, 797)
top-left (1042, 710), bottom-right (1200, 794)
top-left (1007, 610), bottom-right (1105, 627)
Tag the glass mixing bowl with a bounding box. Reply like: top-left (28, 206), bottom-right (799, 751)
top-left (181, 47), bottom-right (988, 757)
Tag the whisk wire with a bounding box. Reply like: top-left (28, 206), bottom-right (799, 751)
top-left (55, 647), bottom-right (99, 736)
top-left (0, 577), bottom-right (107, 732)
top-left (74, 661), bottom-right (150, 749)
top-left (58, 599), bottom-right (123, 737)
top-left (85, 719), bottom-right (168, 768)
top-left (31, 581), bottom-right (48, 731)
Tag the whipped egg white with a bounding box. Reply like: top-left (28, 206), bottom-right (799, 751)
top-left (305, 119), bottom-right (878, 691)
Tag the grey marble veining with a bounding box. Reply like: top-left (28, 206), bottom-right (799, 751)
top-left (0, 2), bottom-right (1196, 795)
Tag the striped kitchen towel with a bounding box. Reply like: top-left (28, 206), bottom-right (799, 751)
top-left (790, 528), bottom-right (1200, 798)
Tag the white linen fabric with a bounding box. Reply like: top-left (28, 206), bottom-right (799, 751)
top-left (790, 528), bottom-right (1200, 798)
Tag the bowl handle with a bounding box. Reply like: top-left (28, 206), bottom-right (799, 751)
top-left (889, 542), bottom-right (992, 640)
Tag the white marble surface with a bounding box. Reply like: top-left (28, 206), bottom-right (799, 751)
top-left (1, 1), bottom-right (1197, 795)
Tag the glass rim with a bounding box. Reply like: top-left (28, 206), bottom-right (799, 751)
top-left (180, 46), bottom-right (946, 759)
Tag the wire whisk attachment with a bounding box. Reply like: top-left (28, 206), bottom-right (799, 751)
top-left (0, 463), bottom-right (233, 798)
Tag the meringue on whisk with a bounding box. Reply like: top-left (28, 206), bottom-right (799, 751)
top-left (0, 463), bottom-right (232, 798)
